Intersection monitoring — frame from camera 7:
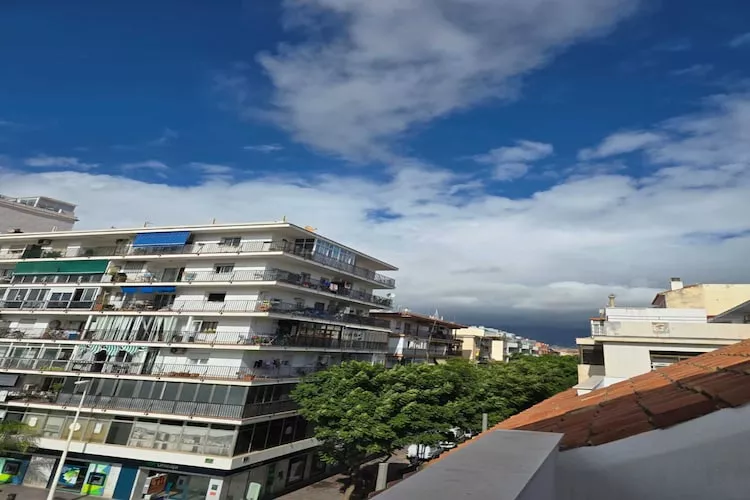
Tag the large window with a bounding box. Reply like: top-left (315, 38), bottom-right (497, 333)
top-left (650, 350), bottom-right (703, 369)
top-left (580, 344), bottom-right (604, 365)
top-left (313, 240), bottom-right (356, 265)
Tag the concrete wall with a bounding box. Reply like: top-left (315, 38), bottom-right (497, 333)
top-left (0, 202), bottom-right (75, 233)
top-left (602, 342), bottom-right (714, 379)
top-left (577, 363), bottom-right (605, 384)
top-left (604, 307), bottom-right (706, 323)
top-left (664, 284), bottom-right (750, 316)
top-left (600, 321), bottom-right (750, 341)
top-left (556, 404), bottom-right (750, 500)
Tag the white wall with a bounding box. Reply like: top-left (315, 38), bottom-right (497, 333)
top-left (600, 321), bottom-right (750, 340)
top-left (556, 404), bottom-right (750, 500)
top-left (602, 342), bottom-right (714, 379)
top-left (604, 307), bottom-right (707, 323)
top-left (0, 202), bottom-right (75, 233)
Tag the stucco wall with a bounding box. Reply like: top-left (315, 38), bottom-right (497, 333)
top-left (602, 342), bottom-right (714, 379)
top-left (556, 404), bottom-right (750, 500)
top-left (0, 203), bottom-right (75, 233)
top-left (577, 363), bottom-right (605, 384)
top-left (602, 321), bottom-right (750, 341)
top-left (664, 284), bottom-right (750, 316)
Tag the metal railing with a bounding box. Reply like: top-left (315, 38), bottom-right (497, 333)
top-left (105, 267), bottom-right (393, 308)
top-left (0, 357), bottom-right (324, 380)
top-left (50, 393), bottom-right (298, 420)
top-left (0, 300), bottom-right (95, 311)
top-left (1, 240), bottom-right (396, 287)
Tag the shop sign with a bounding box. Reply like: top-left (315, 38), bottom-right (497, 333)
top-left (144, 474), bottom-right (167, 495)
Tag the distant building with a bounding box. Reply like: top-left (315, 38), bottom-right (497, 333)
top-left (0, 194), bottom-right (77, 233)
top-left (369, 310), bottom-right (466, 366)
top-left (453, 326), bottom-right (547, 363)
top-left (652, 277), bottom-right (750, 316)
top-left (576, 279), bottom-right (750, 394)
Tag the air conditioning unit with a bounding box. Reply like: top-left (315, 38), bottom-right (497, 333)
top-left (170, 348), bottom-right (187, 354)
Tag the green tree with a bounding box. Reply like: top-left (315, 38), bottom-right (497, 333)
top-left (0, 421), bottom-right (38, 453)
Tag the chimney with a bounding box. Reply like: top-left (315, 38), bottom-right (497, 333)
top-left (670, 277), bottom-right (683, 291)
top-left (607, 294), bottom-right (616, 307)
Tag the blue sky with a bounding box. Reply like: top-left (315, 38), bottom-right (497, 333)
top-left (2, 0), bottom-right (750, 343)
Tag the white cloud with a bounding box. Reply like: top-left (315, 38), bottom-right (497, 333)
top-left (24, 155), bottom-right (98, 170)
top-left (243, 144), bottom-right (284, 153)
top-left (240, 0), bottom-right (640, 160)
top-left (3, 91), bottom-right (750, 338)
top-left (670, 64), bottom-right (712, 77)
top-left (729, 32), bottom-right (750, 48)
top-left (121, 160), bottom-right (170, 172)
top-left (472, 140), bottom-right (553, 180)
top-left (578, 131), bottom-right (663, 160)
top-left (189, 162), bottom-right (234, 176)
top-left (149, 128), bottom-right (179, 146)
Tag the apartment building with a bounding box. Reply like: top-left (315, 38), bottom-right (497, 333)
top-left (576, 285), bottom-right (750, 394)
top-left (0, 194), bottom-right (77, 233)
top-left (368, 310), bottom-right (466, 366)
top-left (651, 277), bottom-right (750, 316)
top-left (453, 326), bottom-right (544, 363)
top-left (0, 222), bottom-right (396, 499)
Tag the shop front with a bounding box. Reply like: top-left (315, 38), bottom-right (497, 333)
top-left (0, 456), bottom-right (29, 485)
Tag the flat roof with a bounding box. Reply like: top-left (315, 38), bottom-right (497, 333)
top-left (369, 310), bottom-right (468, 329)
top-left (0, 221), bottom-right (397, 270)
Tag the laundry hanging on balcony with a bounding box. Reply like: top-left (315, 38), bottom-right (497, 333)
top-left (131, 231), bottom-right (191, 247)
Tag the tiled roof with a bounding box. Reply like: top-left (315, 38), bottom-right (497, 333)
top-left (493, 338), bottom-right (750, 450)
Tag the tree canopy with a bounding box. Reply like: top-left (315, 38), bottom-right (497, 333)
top-left (0, 421), bottom-right (38, 453)
top-left (292, 354), bottom-right (578, 472)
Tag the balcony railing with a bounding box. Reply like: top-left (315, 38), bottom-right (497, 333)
top-left (0, 327), bottom-right (390, 352)
top-left (48, 393), bottom-right (297, 420)
top-left (0, 358), bottom-right (325, 381)
top-left (1, 240), bottom-right (396, 287)
top-left (0, 300), bottom-right (95, 311)
top-left (105, 267), bottom-right (392, 308)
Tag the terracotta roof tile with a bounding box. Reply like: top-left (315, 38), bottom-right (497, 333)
top-left (489, 337), bottom-right (750, 450)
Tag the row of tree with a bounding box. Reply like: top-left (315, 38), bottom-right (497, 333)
top-left (292, 355), bottom-right (578, 476)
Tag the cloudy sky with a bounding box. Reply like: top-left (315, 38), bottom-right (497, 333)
top-left (2, 0), bottom-right (750, 344)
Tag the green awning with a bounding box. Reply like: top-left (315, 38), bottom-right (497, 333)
top-left (14, 260), bottom-right (110, 275)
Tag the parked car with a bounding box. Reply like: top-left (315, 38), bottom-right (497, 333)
top-left (438, 427), bottom-right (465, 450)
top-left (407, 443), bottom-right (443, 463)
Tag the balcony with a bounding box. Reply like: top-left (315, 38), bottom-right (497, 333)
top-left (105, 267), bottom-right (392, 308)
top-left (2, 240), bottom-right (396, 287)
top-left (0, 299), bottom-right (95, 311)
top-left (0, 358), bottom-right (325, 381)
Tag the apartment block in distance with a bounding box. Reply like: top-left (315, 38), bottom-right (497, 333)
top-left (0, 194), bottom-right (78, 233)
top-left (0, 221), bottom-right (396, 499)
top-left (576, 278), bottom-right (750, 394)
top-left (453, 326), bottom-right (547, 363)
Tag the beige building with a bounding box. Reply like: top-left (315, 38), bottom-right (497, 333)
top-left (453, 326), bottom-right (545, 363)
top-left (0, 195), bottom-right (77, 233)
top-left (651, 277), bottom-right (750, 316)
top-left (576, 279), bottom-right (750, 394)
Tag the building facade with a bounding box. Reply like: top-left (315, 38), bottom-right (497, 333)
top-left (651, 277), bottom-right (750, 316)
top-left (0, 195), bottom-right (77, 233)
top-left (576, 290), bottom-right (750, 394)
top-left (0, 222), bottom-right (396, 499)
top-left (368, 310), bottom-right (465, 366)
top-left (453, 326), bottom-right (545, 363)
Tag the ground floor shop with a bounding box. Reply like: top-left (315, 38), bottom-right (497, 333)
top-left (0, 448), bottom-right (329, 499)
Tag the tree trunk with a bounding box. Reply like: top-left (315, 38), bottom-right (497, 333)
top-left (343, 469), bottom-right (358, 500)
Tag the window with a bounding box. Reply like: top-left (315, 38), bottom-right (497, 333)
top-left (219, 237), bottom-right (241, 247)
top-left (227, 386), bottom-right (246, 405)
top-left (106, 420), bottom-right (133, 445)
top-left (214, 264), bottom-right (234, 274)
top-left (211, 385), bottom-right (228, 404)
top-left (250, 421), bottom-right (269, 451)
top-left (580, 344), bottom-right (604, 365)
top-left (199, 321), bottom-right (218, 333)
top-left (154, 421), bottom-right (184, 451)
top-left (205, 424), bottom-right (235, 456)
top-left (162, 382), bottom-right (180, 400)
top-left (743, 314), bottom-right (750, 324)
top-left (650, 350), bottom-right (702, 370)
top-left (123, 261), bottom-right (146, 272)
top-left (188, 357), bottom-right (209, 365)
top-left (129, 419), bottom-right (158, 448)
top-left (196, 384), bottom-right (213, 403)
top-left (181, 423), bottom-right (208, 453)
top-left (207, 293), bottom-right (226, 303)
top-left (117, 380), bottom-right (137, 398)
top-left (179, 383), bottom-right (198, 402)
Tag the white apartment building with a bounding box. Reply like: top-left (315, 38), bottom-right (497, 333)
top-left (0, 194), bottom-right (77, 233)
top-left (0, 222), bottom-right (396, 499)
top-left (453, 326), bottom-right (542, 363)
top-left (576, 288), bottom-right (750, 394)
top-left (368, 310), bottom-right (466, 366)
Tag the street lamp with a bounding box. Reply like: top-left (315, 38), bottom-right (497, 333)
top-left (47, 379), bottom-right (90, 500)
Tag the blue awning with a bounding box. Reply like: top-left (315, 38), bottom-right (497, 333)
top-left (121, 286), bottom-right (176, 294)
top-left (132, 231), bottom-right (191, 247)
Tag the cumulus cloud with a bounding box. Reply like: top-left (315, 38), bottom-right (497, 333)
top-left (24, 155), bottom-right (98, 170)
top-left (670, 64), bottom-right (713, 77)
top-left (729, 32), bottom-right (750, 48)
top-left (121, 160), bottom-right (169, 172)
top-left (578, 131), bottom-right (663, 160)
top-left (189, 162), bottom-right (234, 176)
top-left (239, 0), bottom-right (641, 160)
top-left (243, 144), bottom-right (284, 153)
top-left (3, 91), bottom-right (750, 342)
top-left (472, 140), bottom-right (554, 180)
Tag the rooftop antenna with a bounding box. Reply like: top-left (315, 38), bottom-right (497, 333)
top-left (282, 215), bottom-right (287, 222)
top-left (143, 221), bottom-right (152, 227)
top-left (211, 218), bottom-right (216, 224)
